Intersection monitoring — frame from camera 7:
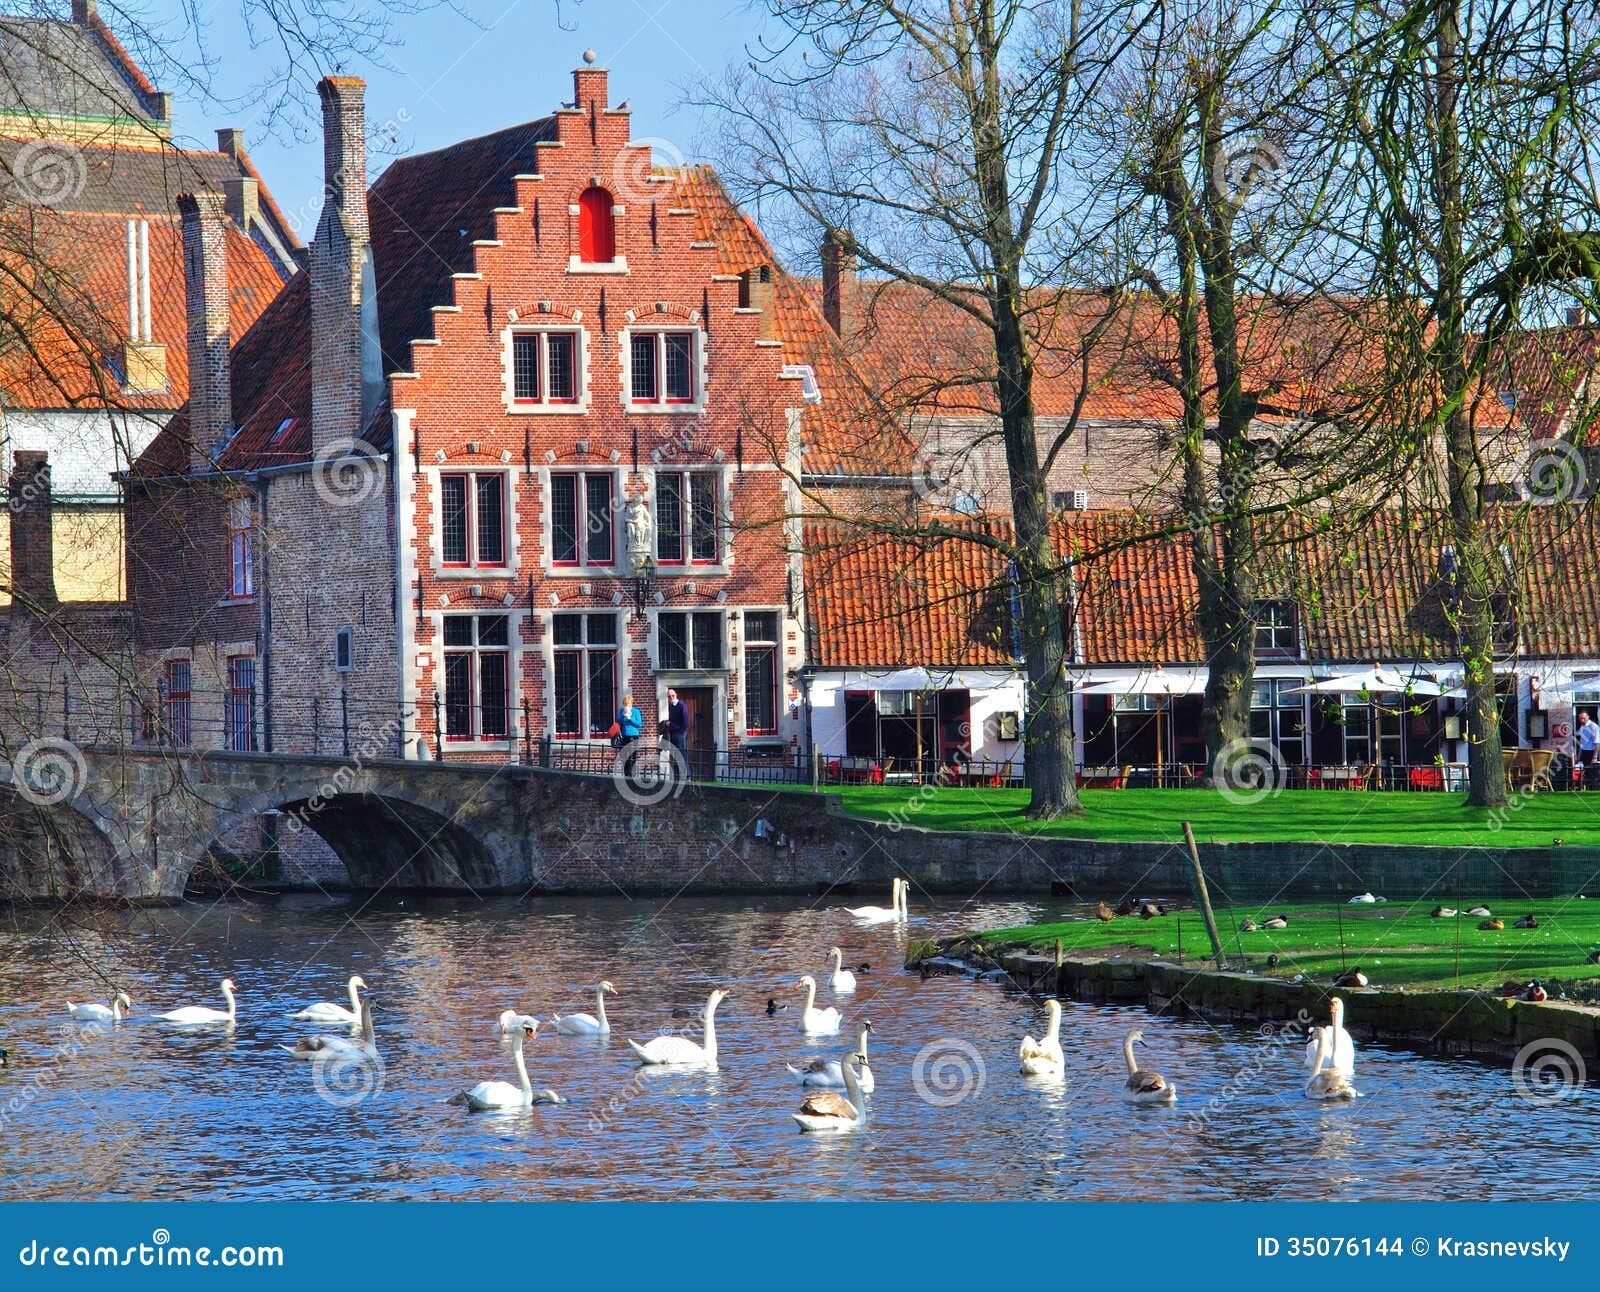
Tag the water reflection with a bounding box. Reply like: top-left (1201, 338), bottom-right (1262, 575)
top-left (0, 893), bottom-right (1591, 1200)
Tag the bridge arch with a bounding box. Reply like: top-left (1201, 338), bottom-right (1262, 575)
top-left (0, 783), bottom-right (131, 899)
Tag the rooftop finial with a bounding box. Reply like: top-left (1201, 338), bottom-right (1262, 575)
top-left (582, 49), bottom-right (598, 65)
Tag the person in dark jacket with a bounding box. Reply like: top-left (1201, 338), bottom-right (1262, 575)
top-left (665, 688), bottom-right (689, 761)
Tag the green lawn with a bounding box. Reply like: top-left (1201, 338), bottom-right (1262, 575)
top-left (973, 897), bottom-right (1600, 991)
top-left (833, 785), bottom-right (1600, 848)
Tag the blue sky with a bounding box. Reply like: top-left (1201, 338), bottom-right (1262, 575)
top-left (162, 0), bottom-right (768, 244)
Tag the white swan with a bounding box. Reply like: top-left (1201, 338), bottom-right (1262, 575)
top-left (1302, 996), bottom-right (1356, 1079)
top-left (67, 992), bottom-right (132, 1023)
top-left (1304, 1021), bottom-right (1360, 1100)
top-left (551, 981), bottom-right (617, 1035)
top-left (793, 1051), bottom-right (868, 1132)
top-left (1019, 998), bottom-right (1065, 1075)
top-left (788, 1020), bottom-right (876, 1092)
top-left (157, 978), bottom-right (237, 1024)
top-left (826, 948), bottom-right (857, 993)
top-left (284, 997), bottom-right (377, 1059)
top-left (1120, 1028), bottom-right (1177, 1104)
top-left (451, 1016), bottom-right (561, 1109)
top-left (627, 988), bottom-right (728, 1068)
top-left (797, 975), bottom-right (842, 1036)
top-left (291, 975), bottom-right (367, 1024)
top-left (845, 877), bottom-right (905, 923)
top-left (495, 1009), bottom-right (521, 1035)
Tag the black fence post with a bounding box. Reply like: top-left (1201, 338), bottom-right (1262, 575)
top-left (432, 690), bottom-right (444, 761)
top-left (522, 697), bottom-right (532, 765)
top-left (538, 735), bottom-right (552, 769)
top-left (341, 686), bottom-right (351, 758)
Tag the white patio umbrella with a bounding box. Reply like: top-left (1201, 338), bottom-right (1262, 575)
top-left (1281, 666), bottom-right (1445, 698)
top-left (1077, 668), bottom-right (1208, 779)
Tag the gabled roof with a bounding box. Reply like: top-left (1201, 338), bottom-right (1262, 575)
top-left (0, 11), bottom-right (163, 133)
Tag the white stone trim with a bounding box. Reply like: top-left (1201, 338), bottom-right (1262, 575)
top-left (566, 257), bottom-right (629, 275)
top-left (535, 463), bottom-right (627, 573)
top-left (499, 322), bottom-right (591, 415)
top-left (421, 464), bottom-right (523, 580)
top-left (420, 605), bottom-right (529, 750)
top-left (616, 322), bottom-right (708, 415)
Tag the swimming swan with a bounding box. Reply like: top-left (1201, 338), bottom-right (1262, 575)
top-left (1120, 1028), bottom-right (1177, 1104)
top-left (826, 948), bottom-right (857, 993)
top-left (67, 992), bottom-right (132, 1023)
top-left (1303, 1021), bottom-right (1361, 1100)
top-left (551, 981), bottom-right (617, 1036)
top-left (157, 979), bottom-right (237, 1025)
top-left (1302, 996), bottom-right (1355, 1079)
top-left (1019, 999), bottom-right (1065, 1076)
top-left (452, 1016), bottom-right (560, 1109)
top-left (284, 997), bottom-right (377, 1059)
top-left (845, 878), bottom-right (905, 923)
top-left (627, 988), bottom-right (728, 1068)
top-left (788, 1020), bottom-right (876, 1093)
top-left (291, 975), bottom-right (367, 1024)
top-left (797, 975), bottom-right (842, 1035)
top-left (793, 1052), bottom-right (868, 1132)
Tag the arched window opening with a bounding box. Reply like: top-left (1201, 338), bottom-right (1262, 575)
top-left (577, 187), bottom-right (615, 263)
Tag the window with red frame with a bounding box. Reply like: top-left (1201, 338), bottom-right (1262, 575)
top-left (552, 612), bottom-right (618, 738)
top-left (226, 656), bottom-right (256, 752)
top-left (510, 330), bottom-right (579, 404)
top-left (442, 614), bottom-right (510, 742)
top-left (228, 497), bottom-right (253, 598)
top-left (439, 473), bottom-right (506, 568)
top-left (654, 470), bottom-right (720, 564)
top-left (164, 659), bottom-right (191, 746)
top-left (743, 611), bottom-right (780, 735)
top-left (549, 471), bottom-right (614, 566)
top-left (629, 331), bottom-right (696, 404)
top-left (577, 186), bottom-right (615, 263)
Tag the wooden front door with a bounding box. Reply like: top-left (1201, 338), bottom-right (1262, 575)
top-left (678, 685), bottom-right (717, 778)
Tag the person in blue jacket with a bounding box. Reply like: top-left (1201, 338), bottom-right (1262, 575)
top-left (616, 693), bottom-right (642, 747)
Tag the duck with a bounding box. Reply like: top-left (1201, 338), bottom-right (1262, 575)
top-left (1095, 902), bottom-right (1116, 923)
top-left (451, 1016), bottom-right (559, 1110)
top-left (1479, 918), bottom-right (1504, 931)
top-left (1262, 916), bottom-right (1288, 930)
top-left (627, 988), bottom-right (728, 1068)
top-left (1240, 918), bottom-right (1259, 932)
top-left (290, 974), bottom-right (367, 1024)
top-left (1331, 967), bottom-right (1368, 989)
top-left (1138, 902), bottom-right (1165, 920)
top-left (1523, 979), bottom-right (1549, 1002)
top-left (1431, 906), bottom-right (1458, 918)
top-left (792, 1051), bottom-right (868, 1133)
top-left (766, 997), bottom-right (788, 1015)
top-left (826, 948), bottom-right (857, 993)
top-left (0, 1047), bottom-right (7, 1068)
top-left (1019, 998), bottom-right (1065, 1076)
top-left (284, 996), bottom-right (377, 1059)
top-left (1265, 954), bottom-right (1280, 970)
top-left (787, 1020), bottom-right (877, 1093)
top-left (796, 975), bottom-right (842, 1035)
top-left (157, 978), bottom-right (238, 1025)
top-left (1114, 898), bottom-right (1139, 916)
top-left (1465, 906), bottom-right (1493, 917)
top-left (1513, 914), bottom-right (1540, 929)
top-left (1303, 1023), bottom-right (1361, 1100)
top-left (551, 981), bottom-right (617, 1036)
top-left (1587, 949), bottom-right (1600, 965)
top-left (1120, 1028), bottom-right (1177, 1104)
top-left (1348, 892), bottom-right (1377, 904)
top-left (1302, 996), bottom-right (1355, 1078)
top-left (67, 992), bottom-right (133, 1023)
top-left (854, 962), bottom-right (872, 975)
top-left (844, 877), bottom-right (906, 924)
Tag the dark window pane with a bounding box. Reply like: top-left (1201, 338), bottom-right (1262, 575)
top-left (745, 643), bottom-right (777, 733)
top-left (443, 616), bottom-right (474, 647)
top-left (478, 614), bottom-right (509, 646)
top-left (552, 613), bottom-right (583, 646)
top-left (744, 611), bottom-right (779, 643)
top-left (476, 475), bottom-right (504, 566)
top-left (441, 475), bottom-right (468, 564)
top-left (656, 472), bottom-right (684, 562)
top-left (551, 474), bottom-right (579, 563)
top-left (547, 332), bottom-right (575, 401)
top-left (631, 333), bottom-right (657, 402)
top-left (479, 651), bottom-right (509, 738)
top-left (658, 613), bottom-right (687, 670)
top-left (691, 612), bottom-right (723, 669)
top-left (587, 650), bottom-right (616, 736)
top-left (586, 613), bottom-right (617, 645)
top-left (585, 473), bottom-right (613, 564)
top-left (554, 651), bottom-right (582, 735)
top-left (512, 333), bottom-right (539, 400)
top-left (690, 472), bottom-right (718, 561)
top-left (664, 332), bottom-right (694, 400)
top-left (444, 653), bottom-right (473, 736)
top-left (844, 691), bottom-right (877, 758)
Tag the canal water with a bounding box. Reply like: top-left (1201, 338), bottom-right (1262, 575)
top-left (0, 893), bottom-right (1590, 1201)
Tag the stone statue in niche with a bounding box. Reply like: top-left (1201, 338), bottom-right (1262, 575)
top-left (625, 494), bottom-right (653, 569)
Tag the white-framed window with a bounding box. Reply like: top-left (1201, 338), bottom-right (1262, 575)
top-left (655, 469), bottom-right (720, 565)
top-left (629, 329), bottom-right (698, 406)
top-left (552, 612), bottom-right (618, 738)
top-left (508, 329), bottom-right (581, 407)
top-left (443, 613), bottom-right (511, 742)
top-left (334, 627), bottom-right (354, 672)
top-left (658, 611), bottom-right (725, 670)
top-left (550, 471), bottom-right (615, 566)
top-left (1253, 599), bottom-right (1299, 656)
top-left (440, 472), bottom-right (507, 569)
top-left (228, 497), bottom-right (254, 599)
top-left (743, 610), bottom-right (780, 736)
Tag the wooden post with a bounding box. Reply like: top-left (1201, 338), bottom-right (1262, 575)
top-left (1182, 821), bottom-right (1226, 967)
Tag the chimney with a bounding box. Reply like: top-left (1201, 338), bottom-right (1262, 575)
top-left (178, 191), bottom-right (232, 473)
top-left (573, 51), bottom-right (608, 112)
top-left (310, 75), bottom-right (375, 455)
top-left (9, 451), bottom-right (57, 606)
top-left (121, 217), bottom-right (166, 393)
top-left (70, 0), bottom-right (95, 25)
top-left (216, 127), bottom-right (245, 158)
top-left (223, 174), bottom-right (259, 234)
top-left (740, 264), bottom-right (778, 340)
top-left (821, 228), bottom-right (857, 339)
top-left (1567, 305), bottom-right (1586, 327)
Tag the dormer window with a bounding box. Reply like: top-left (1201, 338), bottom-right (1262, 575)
top-left (1253, 599), bottom-right (1298, 657)
top-left (577, 186), bottom-right (615, 264)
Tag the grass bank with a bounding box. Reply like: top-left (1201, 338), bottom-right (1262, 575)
top-left (970, 897), bottom-right (1600, 992)
top-left (834, 785), bottom-right (1600, 848)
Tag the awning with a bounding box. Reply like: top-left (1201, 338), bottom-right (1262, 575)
top-left (1281, 666), bottom-right (1445, 697)
top-left (853, 668), bottom-right (992, 692)
top-left (1077, 667), bottom-right (1208, 697)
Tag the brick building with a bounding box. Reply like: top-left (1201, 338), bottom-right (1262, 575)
top-left (131, 63), bottom-right (827, 766)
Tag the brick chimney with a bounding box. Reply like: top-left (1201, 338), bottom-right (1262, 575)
top-left (310, 75), bottom-right (375, 455)
top-left (70, 0), bottom-right (95, 25)
top-left (821, 228), bottom-right (857, 339)
top-left (178, 191), bottom-right (232, 474)
top-left (573, 51), bottom-right (608, 111)
top-left (740, 264), bottom-right (778, 340)
top-left (9, 451), bottom-right (56, 606)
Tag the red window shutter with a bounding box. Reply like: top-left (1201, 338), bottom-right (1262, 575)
top-left (577, 187), bottom-right (615, 263)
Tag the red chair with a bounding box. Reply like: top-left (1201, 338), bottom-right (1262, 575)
top-left (1408, 766), bottom-right (1444, 791)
